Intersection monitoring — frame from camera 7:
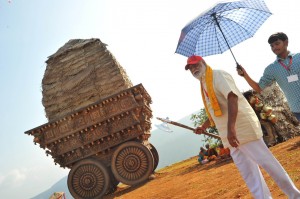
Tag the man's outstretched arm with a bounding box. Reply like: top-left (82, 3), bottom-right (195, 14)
top-left (237, 66), bottom-right (262, 93)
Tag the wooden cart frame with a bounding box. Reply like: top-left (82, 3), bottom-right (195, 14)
top-left (25, 84), bottom-right (159, 198)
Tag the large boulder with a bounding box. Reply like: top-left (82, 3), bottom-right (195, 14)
top-left (42, 39), bottom-right (133, 121)
top-left (259, 82), bottom-right (300, 141)
top-left (243, 82), bottom-right (300, 144)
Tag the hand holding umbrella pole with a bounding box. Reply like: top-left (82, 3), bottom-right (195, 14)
top-left (156, 117), bottom-right (220, 139)
top-left (236, 64), bottom-right (244, 76)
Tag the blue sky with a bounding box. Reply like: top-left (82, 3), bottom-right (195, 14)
top-left (1, 0), bottom-right (300, 198)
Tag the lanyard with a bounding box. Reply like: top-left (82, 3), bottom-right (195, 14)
top-left (200, 81), bottom-right (209, 101)
top-left (201, 81), bottom-right (209, 100)
top-left (203, 87), bottom-right (209, 98)
top-left (278, 57), bottom-right (292, 71)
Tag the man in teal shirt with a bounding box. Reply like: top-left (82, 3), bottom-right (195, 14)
top-left (238, 32), bottom-right (300, 121)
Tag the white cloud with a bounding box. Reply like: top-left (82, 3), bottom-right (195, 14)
top-left (0, 169), bottom-right (27, 189)
top-left (0, 165), bottom-right (69, 199)
top-left (0, 175), bottom-right (4, 185)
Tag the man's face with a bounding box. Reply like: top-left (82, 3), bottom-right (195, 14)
top-left (270, 39), bottom-right (288, 56)
top-left (188, 61), bottom-right (206, 79)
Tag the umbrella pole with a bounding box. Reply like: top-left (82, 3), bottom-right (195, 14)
top-left (156, 117), bottom-right (221, 139)
top-left (212, 13), bottom-right (244, 75)
top-left (211, 13), bottom-right (243, 71)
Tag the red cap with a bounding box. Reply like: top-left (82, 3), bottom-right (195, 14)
top-left (185, 55), bottom-right (203, 70)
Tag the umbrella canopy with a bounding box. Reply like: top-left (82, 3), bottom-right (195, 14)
top-left (175, 0), bottom-right (271, 64)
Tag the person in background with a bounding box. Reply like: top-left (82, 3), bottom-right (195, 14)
top-left (185, 55), bottom-right (300, 198)
top-left (205, 143), bottom-right (218, 161)
top-left (198, 147), bottom-right (209, 164)
top-left (237, 32), bottom-right (300, 122)
top-left (218, 143), bottom-right (231, 159)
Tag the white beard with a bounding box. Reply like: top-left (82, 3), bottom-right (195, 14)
top-left (193, 63), bottom-right (206, 80)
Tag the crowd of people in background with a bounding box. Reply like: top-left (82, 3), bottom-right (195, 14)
top-left (198, 143), bottom-right (231, 165)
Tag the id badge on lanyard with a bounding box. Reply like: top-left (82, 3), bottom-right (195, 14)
top-left (287, 74), bottom-right (299, 82)
top-left (279, 57), bottom-right (299, 83)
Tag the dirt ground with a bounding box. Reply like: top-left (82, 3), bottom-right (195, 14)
top-left (104, 136), bottom-right (300, 199)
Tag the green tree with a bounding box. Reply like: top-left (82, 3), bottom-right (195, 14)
top-left (191, 108), bottom-right (220, 147)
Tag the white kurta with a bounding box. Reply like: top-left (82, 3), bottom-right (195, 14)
top-left (201, 70), bottom-right (263, 148)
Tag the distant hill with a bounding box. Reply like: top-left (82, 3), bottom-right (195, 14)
top-left (31, 111), bottom-right (205, 199)
top-left (150, 112), bottom-right (206, 170)
top-left (31, 176), bottom-right (72, 199)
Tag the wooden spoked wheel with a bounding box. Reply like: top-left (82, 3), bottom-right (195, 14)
top-left (149, 143), bottom-right (159, 171)
top-left (67, 159), bottom-right (110, 199)
top-left (111, 141), bottom-right (154, 185)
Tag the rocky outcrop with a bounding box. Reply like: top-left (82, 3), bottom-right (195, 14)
top-left (243, 82), bottom-right (300, 145)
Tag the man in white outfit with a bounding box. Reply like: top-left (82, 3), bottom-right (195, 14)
top-left (185, 55), bottom-right (300, 198)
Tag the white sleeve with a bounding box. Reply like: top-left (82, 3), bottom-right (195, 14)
top-left (213, 70), bottom-right (243, 99)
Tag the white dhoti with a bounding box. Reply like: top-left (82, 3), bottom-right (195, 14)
top-left (230, 138), bottom-right (300, 199)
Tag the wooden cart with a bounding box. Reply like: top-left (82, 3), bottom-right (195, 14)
top-left (25, 84), bottom-right (159, 199)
